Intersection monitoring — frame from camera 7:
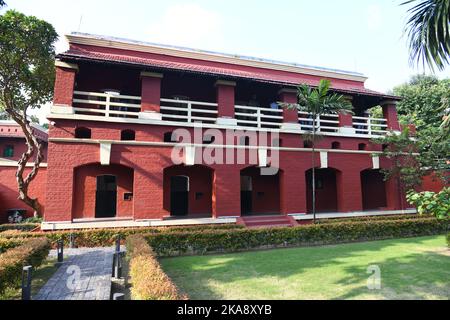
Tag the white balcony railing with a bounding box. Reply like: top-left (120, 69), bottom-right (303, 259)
top-left (73, 91), bottom-right (141, 118)
top-left (160, 98), bottom-right (218, 124)
top-left (298, 112), bottom-right (340, 133)
top-left (352, 116), bottom-right (388, 136)
top-left (66, 91), bottom-right (389, 138)
top-left (235, 105), bottom-right (283, 129)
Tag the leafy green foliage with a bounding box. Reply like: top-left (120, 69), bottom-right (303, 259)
top-left (145, 218), bottom-right (450, 257)
top-left (393, 75), bottom-right (450, 130)
top-left (406, 187), bottom-right (450, 218)
top-left (402, 0), bottom-right (450, 71)
top-left (373, 127), bottom-right (423, 190)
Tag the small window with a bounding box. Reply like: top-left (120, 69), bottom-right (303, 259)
top-left (303, 141), bottom-right (313, 148)
top-left (75, 127), bottom-right (91, 139)
top-left (3, 145), bottom-right (14, 158)
top-left (358, 143), bottom-right (367, 151)
top-left (331, 141), bottom-right (341, 149)
top-left (382, 144), bottom-right (389, 152)
top-left (164, 132), bottom-right (177, 143)
top-left (203, 135), bottom-right (215, 144)
top-left (124, 192), bottom-right (133, 201)
top-left (195, 192), bottom-right (204, 200)
top-left (121, 129), bottom-right (135, 141)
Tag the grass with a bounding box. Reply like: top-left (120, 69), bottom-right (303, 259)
top-left (160, 235), bottom-right (450, 300)
top-left (0, 258), bottom-right (58, 300)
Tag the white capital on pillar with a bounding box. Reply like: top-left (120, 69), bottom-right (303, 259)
top-left (184, 146), bottom-right (196, 166)
top-left (320, 152), bottom-right (328, 168)
top-left (100, 142), bottom-right (112, 165)
top-left (258, 148), bottom-right (268, 167)
top-left (372, 155), bottom-right (380, 169)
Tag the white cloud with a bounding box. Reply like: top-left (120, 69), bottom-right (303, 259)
top-left (147, 3), bottom-right (223, 49)
top-left (367, 4), bottom-right (382, 31)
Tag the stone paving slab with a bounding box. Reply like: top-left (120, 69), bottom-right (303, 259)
top-left (34, 247), bottom-right (121, 300)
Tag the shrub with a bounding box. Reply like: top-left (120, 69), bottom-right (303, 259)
top-left (126, 234), bottom-right (187, 300)
top-left (447, 233), bottom-right (450, 248)
top-left (145, 217), bottom-right (450, 256)
top-left (0, 238), bottom-right (24, 254)
top-left (0, 224), bottom-right (243, 247)
top-left (406, 188), bottom-right (450, 218)
top-left (0, 237), bottom-right (50, 294)
top-left (317, 214), bottom-right (433, 224)
top-left (0, 223), bottom-right (39, 233)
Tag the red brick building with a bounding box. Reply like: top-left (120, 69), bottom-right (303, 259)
top-left (0, 121), bottom-right (48, 222)
top-left (3, 33), bottom-right (440, 229)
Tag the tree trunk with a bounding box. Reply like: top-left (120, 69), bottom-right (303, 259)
top-left (5, 109), bottom-right (44, 217)
top-left (312, 113), bottom-right (316, 224)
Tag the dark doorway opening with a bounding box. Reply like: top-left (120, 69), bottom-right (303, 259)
top-left (240, 176), bottom-right (253, 215)
top-left (361, 169), bottom-right (387, 210)
top-left (95, 175), bottom-right (117, 218)
top-left (170, 176), bottom-right (189, 216)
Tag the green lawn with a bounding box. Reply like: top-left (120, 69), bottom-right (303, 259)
top-left (160, 235), bottom-right (450, 300)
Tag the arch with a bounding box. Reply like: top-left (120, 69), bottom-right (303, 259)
top-left (73, 163), bottom-right (134, 219)
top-left (305, 168), bottom-right (339, 213)
top-left (163, 164), bottom-right (213, 217)
top-left (121, 129), bottom-right (135, 141)
top-left (361, 169), bottom-right (387, 210)
top-left (358, 143), bottom-right (367, 151)
top-left (240, 166), bottom-right (281, 215)
top-left (331, 141), bottom-right (341, 149)
top-left (75, 127), bottom-right (91, 139)
top-left (164, 131), bottom-right (177, 143)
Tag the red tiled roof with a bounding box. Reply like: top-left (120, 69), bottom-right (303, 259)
top-left (59, 48), bottom-right (400, 100)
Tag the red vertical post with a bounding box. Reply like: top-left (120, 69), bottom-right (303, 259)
top-left (278, 88), bottom-right (300, 130)
top-left (381, 100), bottom-right (401, 131)
top-left (215, 80), bottom-right (237, 125)
top-left (140, 72), bottom-right (163, 120)
top-left (53, 61), bottom-right (78, 107)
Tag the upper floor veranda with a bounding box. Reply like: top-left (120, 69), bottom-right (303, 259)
top-left (49, 33), bottom-right (402, 139)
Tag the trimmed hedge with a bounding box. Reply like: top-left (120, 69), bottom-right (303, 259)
top-left (447, 233), bottom-right (450, 248)
top-left (126, 234), bottom-right (187, 300)
top-left (145, 218), bottom-right (450, 256)
top-left (0, 224), bottom-right (244, 247)
top-left (317, 214), bottom-right (432, 224)
top-left (0, 237), bottom-right (50, 294)
top-left (0, 223), bottom-right (39, 233)
top-left (0, 238), bottom-right (24, 254)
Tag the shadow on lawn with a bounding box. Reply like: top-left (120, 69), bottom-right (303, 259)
top-left (161, 236), bottom-right (450, 300)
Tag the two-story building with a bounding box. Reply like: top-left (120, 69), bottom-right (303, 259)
top-left (34, 32), bottom-right (419, 230)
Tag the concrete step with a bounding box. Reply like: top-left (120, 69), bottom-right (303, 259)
top-left (241, 215), bottom-right (297, 228)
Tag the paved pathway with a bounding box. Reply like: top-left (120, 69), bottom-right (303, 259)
top-left (34, 247), bottom-right (118, 300)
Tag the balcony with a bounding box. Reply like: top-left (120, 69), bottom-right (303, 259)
top-left (59, 90), bottom-right (391, 138)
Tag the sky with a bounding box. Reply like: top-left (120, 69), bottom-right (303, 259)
top-left (2, 0), bottom-right (449, 123)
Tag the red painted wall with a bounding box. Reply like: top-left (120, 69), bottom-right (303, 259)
top-left (361, 169), bottom-right (387, 210)
top-left (0, 166), bottom-right (47, 222)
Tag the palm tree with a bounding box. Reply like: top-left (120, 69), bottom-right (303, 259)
top-left (403, 0), bottom-right (450, 71)
top-left (281, 79), bottom-right (353, 223)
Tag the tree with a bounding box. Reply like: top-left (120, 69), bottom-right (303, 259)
top-left (402, 0), bottom-right (450, 71)
top-left (0, 1), bottom-right (6, 8)
top-left (280, 79), bottom-right (353, 222)
top-left (0, 10), bottom-right (58, 217)
top-left (393, 74), bottom-right (450, 130)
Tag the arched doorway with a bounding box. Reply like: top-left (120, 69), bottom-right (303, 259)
top-left (73, 163), bottom-right (134, 219)
top-left (361, 169), bottom-right (387, 210)
top-left (170, 176), bottom-right (189, 216)
top-left (240, 166), bottom-right (281, 216)
top-left (305, 168), bottom-right (339, 213)
top-left (163, 165), bottom-right (213, 217)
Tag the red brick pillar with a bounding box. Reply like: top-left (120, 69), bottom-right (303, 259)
top-left (140, 72), bottom-right (163, 120)
top-left (215, 80), bottom-right (237, 126)
top-left (280, 166), bottom-right (307, 214)
top-left (338, 95), bottom-right (355, 134)
top-left (133, 158), bottom-right (165, 220)
top-left (213, 166), bottom-right (241, 217)
top-left (44, 143), bottom-right (74, 222)
top-left (279, 88), bottom-right (300, 130)
top-left (385, 176), bottom-right (402, 210)
top-left (381, 100), bottom-right (401, 131)
top-left (53, 61), bottom-right (78, 107)
top-left (337, 170), bottom-right (363, 212)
